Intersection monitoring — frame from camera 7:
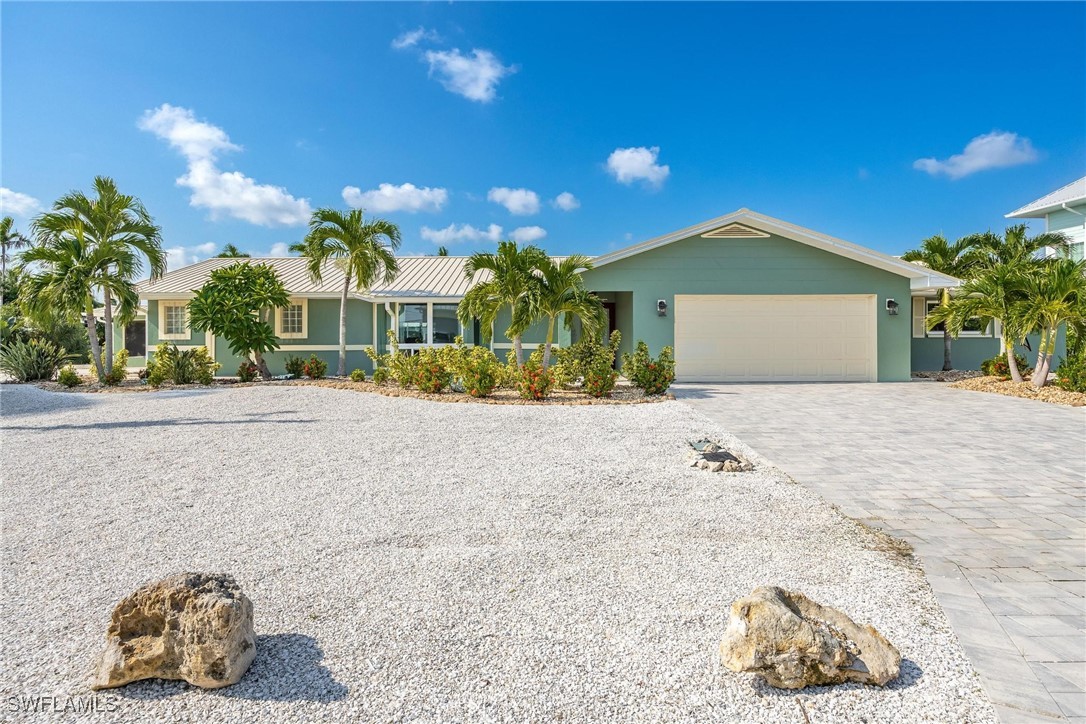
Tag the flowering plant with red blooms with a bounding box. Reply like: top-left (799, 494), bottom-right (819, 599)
top-left (302, 354), bottom-right (327, 379)
top-left (515, 357), bottom-right (555, 400)
top-left (413, 347), bottom-right (450, 393)
top-left (621, 341), bottom-right (675, 395)
top-left (1054, 352), bottom-right (1086, 393)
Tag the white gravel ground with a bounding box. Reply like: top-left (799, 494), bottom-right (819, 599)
top-left (1, 384), bottom-right (995, 723)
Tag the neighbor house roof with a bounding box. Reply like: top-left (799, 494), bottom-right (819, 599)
top-left (590, 208), bottom-right (961, 290)
top-left (137, 256), bottom-right (491, 300)
top-left (1005, 176), bottom-right (1086, 219)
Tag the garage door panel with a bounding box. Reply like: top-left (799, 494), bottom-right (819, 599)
top-left (674, 295), bottom-right (876, 382)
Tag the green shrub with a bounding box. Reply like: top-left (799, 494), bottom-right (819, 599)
top-left (456, 346), bottom-right (503, 397)
top-left (413, 347), bottom-right (450, 393)
top-left (553, 330), bottom-right (621, 397)
top-left (0, 338), bottom-right (69, 382)
top-left (147, 343), bottom-right (220, 386)
top-left (435, 337), bottom-right (502, 397)
top-left (1054, 354), bottom-right (1086, 393)
top-left (621, 341), bottom-right (676, 395)
top-left (237, 360), bottom-right (258, 382)
top-left (57, 364), bottom-right (82, 388)
top-left (284, 355), bottom-right (306, 379)
top-left (388, 351), bottom-right (419, 388)
top-left (102, 349), bottom-right (129, 386)
top-left (302, 354), bottom-right (328, 380)
top-left (371, 367), bottom-right (390, 385)
top-left (349, 368), bottom-right (366, 383)
top-left (980, 352), bottom-right (1032, 379)
top-left (514, 355), bottom-right (555, 400)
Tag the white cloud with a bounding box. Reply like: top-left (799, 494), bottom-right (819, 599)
top-left (424, 48), bottom-right (516, 103)
top-left (487, 187), bottom-right (540, 215)
top-left (342, 182), bottom-right (448, 213)
top-left (606, 146), bottom-right (670, 189)
top-left (268, 242), bottom-right (291, 257)
top-left (0, 188), bottom-right (42, 217)
top-left (552, 192), bottom-right (580, 211)
top-left (420, 223), bottom-right (503, 245)
top-left (165, 241), bottom-right (216, 269)
top-left (510, 226), bottom-right (546, 244)
top-left (139, 104), bottom-right (311, 226)
top-left (392, 27), bottom-right (439, 50)
top-left (913, 131), bottom-right (1039, 180)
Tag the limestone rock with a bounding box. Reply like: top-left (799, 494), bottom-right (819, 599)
top-left (719, 586), bottom-right (900, 689)
top-left (709, 461), bottom-right (726, 472)
top-left (93, 573), bottom-right (256, 690)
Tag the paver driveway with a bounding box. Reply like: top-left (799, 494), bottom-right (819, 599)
top-left (676, 381), bottom-right (1086, 723)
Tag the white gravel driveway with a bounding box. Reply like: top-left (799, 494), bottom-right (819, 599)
top-left (1, 385), bottom-right (994, 722)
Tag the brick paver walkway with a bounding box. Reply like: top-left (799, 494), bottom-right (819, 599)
top-left (676, 381), bottom-right (1086, 723)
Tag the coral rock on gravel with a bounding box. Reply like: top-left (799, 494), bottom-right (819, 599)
top-left (719, 586), bottom-right (901, 689)
top-left (93, 572), bottom-right (256, 690)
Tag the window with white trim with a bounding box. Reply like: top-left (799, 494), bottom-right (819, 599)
top-left (159, 302), bottom-right (189, 340)
top-left (276, 299), bottom-right (307, 339)
top-left (924, 299), bottom-right (991, 337)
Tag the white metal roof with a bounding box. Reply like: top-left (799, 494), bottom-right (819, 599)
top-left (1005, 176), bottom-right (1086, 219)
top-left (137, 256), bottom-right (491, 300)
top-left (590, 208), bottom-right (961, 290)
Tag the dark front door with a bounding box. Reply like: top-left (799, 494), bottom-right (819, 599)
top-left (125, 321), bottom-right (146, 357)
top-left (602, 302), bottom-right (618, 368)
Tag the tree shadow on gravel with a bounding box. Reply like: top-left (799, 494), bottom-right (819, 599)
top-left (5, 417), bottom-right (316, 432)
top-left (114, 634), bottom-right (348, 703)
top-left (748, 657), bottom-right (923, 697)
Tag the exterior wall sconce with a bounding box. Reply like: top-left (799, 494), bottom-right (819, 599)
top-left (657, 299), bottom-right (668, 316)
top-left (885, 299), bottom-right (899, 316)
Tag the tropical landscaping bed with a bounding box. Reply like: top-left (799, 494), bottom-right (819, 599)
top-left (949, 375), bottom-right (1086, 407)
top-left (27, 375), bottom-right (670, 405)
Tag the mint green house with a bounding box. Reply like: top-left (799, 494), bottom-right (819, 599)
top-left (131, 209), bottom-right (975, 382)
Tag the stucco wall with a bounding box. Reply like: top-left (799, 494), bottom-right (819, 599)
top-left (580, 232), bottom-right (914, 381)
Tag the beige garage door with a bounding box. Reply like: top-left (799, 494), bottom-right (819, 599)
top-left (674, 295), bottom-right (877, 382)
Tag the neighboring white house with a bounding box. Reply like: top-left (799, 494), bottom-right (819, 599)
top-left (1006, 175), bottom-right (1086, 261)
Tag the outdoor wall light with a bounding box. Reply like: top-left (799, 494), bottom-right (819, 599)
top-left (657, 299), bottom-right (668, 316)
top-left (885, 299), bottom-right (899, 316)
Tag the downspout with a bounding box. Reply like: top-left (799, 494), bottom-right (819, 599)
top-left (384, 302), bottom-right (396, 354)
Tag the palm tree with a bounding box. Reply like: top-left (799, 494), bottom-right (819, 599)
top-left (901, 234), bottom-right (982, 371)
top-left (967, 224), bottom-right (1070, 268)
top-left (216, 243), bottom-right (250, 258)
top-left (928, 263), bottom-right (1032, 383)
top-left (458, 241), bottom-right (548, 365)
top-left (529, 255), bottom-right (606, 371)
top-left (436, 246), bottom-right (449, 257)
top-left (30, 177), bottom-right (164, 376)
top-left (1015, 258), bottom-right (1086, 386)
top-left (21, 230), bottom-right (140, 380)
top-left (1, 216), bottom-right (30, 281)
top-left (291, 208), bottom-right (400, 376)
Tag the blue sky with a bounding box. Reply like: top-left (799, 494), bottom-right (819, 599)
top-left (2, 2), bottom-right (1084, 269)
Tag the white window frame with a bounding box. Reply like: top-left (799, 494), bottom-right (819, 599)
top-left (276, 298), bottom-right (308, 339)
top-left (923, 299), bottom-right (992, 338)
top-left (392, 301), bottom-right (463, 352)
top-left (158, 301), bottom-right (189, 341)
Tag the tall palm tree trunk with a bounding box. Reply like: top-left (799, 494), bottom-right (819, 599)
top-left (1004, 335), bottom-right (1024, 383)
top-left (513, 336), bottom-right (524, 366)
top-left (942, 331), bottom-right (952, 371)
top-left (1030, 328), bottom-right (1048, 386)
top-left (84, 301), bottom-right (105, 380)
top-left (338, 272), bottom-right (351, 377)
top-left (103, 290), bottom-right (114, 374)
top-left (541, 317), bottom-right (556, 371)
